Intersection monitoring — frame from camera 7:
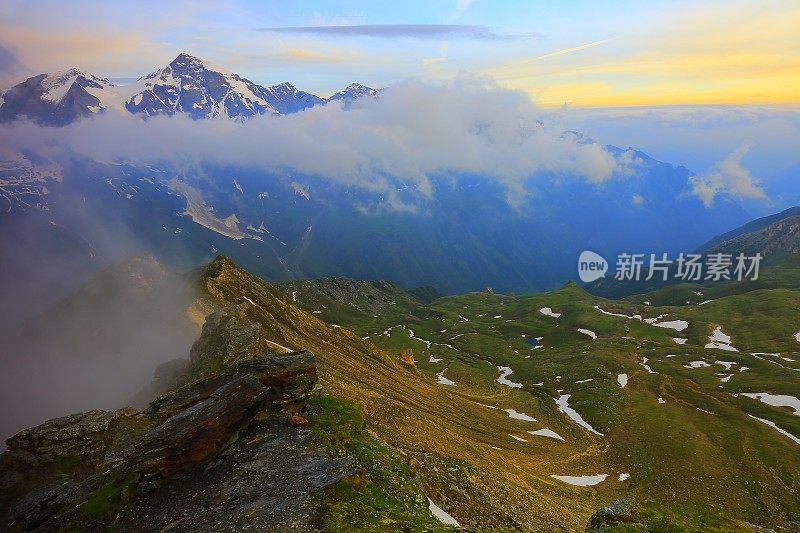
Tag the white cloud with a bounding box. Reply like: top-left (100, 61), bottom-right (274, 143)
top-left (0, 77), bottom-right (618, 208)
top-left (689, 145), bottom-right (766, 207)
top-left (555, 105), bottom-right (800, 181)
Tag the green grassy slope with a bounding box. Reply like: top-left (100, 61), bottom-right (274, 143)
top-left (286, 274), bottom-right (800, 530)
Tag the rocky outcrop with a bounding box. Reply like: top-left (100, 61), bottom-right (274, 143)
top-left (585, 499), bottom-right (641, 531)
top-left (133, 375), bottom-right (270, 480)
top-left (148, 350), bottom-right (317, 423)
top-left (185, 308), bottom-right (265, 377)
top-left (117, 424), bottom-right (357, 532)
top-left (1, 309), bottom-right (323, 531)
top-left (1, 408), bottom-right (149, 496)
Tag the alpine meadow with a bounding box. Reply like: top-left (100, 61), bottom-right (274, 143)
top-left (1, 2), bottom-right (799, 532)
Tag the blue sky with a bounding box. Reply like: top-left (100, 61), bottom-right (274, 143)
top-left (1, 0), bottom-right (798, 105)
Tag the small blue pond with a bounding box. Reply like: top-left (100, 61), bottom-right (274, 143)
top-left (524, 336), bottom-right (539, 347)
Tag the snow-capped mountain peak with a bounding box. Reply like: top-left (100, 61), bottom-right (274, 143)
top-left (124, 53), bottom-right (280, 120)
top-left (0, 53), bottom-right (380, 124)
top-left (39, 68), bottom-right (114, 104)
top-left (259, 81), bottom-right (324, 114)
top-left (0, 67), bottom-right (115, 125)
top-left (328, 83), bottom-right (379, 103)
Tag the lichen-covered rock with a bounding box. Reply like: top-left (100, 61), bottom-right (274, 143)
top-left (116, 423), bottom-right (358, 532)
top-left (187, 309), bottom-right (264, 375)
top-left (5, 408), bottom-right (147, 464)
top-left (585, 499), bottom-right (644, 532)
top-left (1, 408), bottom-right (149, 495)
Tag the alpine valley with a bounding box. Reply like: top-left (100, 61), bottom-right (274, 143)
top-left (0, 53), bottom-right (799, 533)
top-left (0, 54), bottom-right (749, 304)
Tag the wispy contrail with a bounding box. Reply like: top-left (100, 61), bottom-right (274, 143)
top-left (520, 37), bottom-right (619, 64)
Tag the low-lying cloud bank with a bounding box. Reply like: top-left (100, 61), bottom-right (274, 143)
top-left (556, 105), bottom-right (800, 210)
top-left (3, 77), bottom-right (788, 209)
top-left (0, 77), bottom-right (619, 206)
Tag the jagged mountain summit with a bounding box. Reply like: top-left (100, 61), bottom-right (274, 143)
top-left (327, 83), bottom-right (380, 104)
top-left (123, 52), bottom-right (282, 120)
top-left (0, 53), bottom-right (378, 124)
top-left (260, 81), bottom-right (325, 115)
top-left (0, 68), bottom-right (115, 126)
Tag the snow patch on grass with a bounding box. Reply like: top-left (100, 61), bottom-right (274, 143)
top-left (436, 368), bottom-right (456, 386)
top-left (715, 360), bottom-right (737, 371)
top-left (684, 360), bottom-right (711, 368)
top-left (748, 415), bottom-right (800, 445)
top-left (739, 393), bottom-right (800, 416)
top-left (654, 320), bottom-right (689, 332)
top-left (504, 408), bottom-right (537, 422)
top-left (705, 326), bottom-right (738, 351)
top-left (594, 305), bottom-right (641, 320)
top-left (540, 307), bottom-right (561, 318)
top-left (427, 498), bottom-right (460, 526)
top-left (550, 474), bottom-right (608, 486)
top-left (556, 393), bottom-right (604, 436)
top-left (527, 428), bottom-right (564, 441)
top-left (497, 366), bottom-right (523, 388)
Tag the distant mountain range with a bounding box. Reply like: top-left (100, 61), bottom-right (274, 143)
top-left (0, 52), bottom-right (758, 303)
top-left (587, 206), bottom-right (800, 298)
top-left (0, 53), bottom-right (379, 125)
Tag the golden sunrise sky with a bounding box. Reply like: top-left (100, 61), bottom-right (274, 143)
top-left (0, 0), bottom-right (798, 107)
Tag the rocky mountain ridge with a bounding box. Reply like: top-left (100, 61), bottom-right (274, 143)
top-left (0, 298), bottom-right (327, 530)
top-left (0, 53), bottom-right (379, 124)
top-left (3, 254), bottom-right (794, 531)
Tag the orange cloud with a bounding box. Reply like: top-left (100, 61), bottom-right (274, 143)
top-left (482, 2), bottom-right (800, 107)
top-left (0, 25), bottom-right (170, 77)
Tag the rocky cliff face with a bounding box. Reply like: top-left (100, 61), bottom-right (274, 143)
top-left (0, 306), bottom-right (330, 532)
top-left (706, 215), bottom-right (800, 258)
